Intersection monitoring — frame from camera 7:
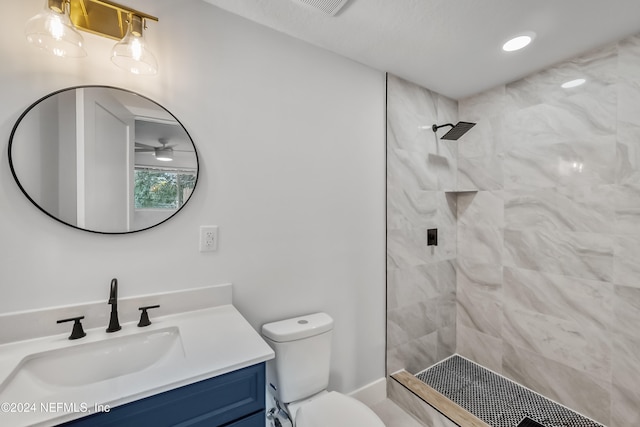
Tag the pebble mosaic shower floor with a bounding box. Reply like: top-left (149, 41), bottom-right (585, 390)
top-left (415, 355), bottom-right (604, 427)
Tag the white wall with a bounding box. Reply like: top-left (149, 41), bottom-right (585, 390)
top-left (0, 0), bottom-right (386, 393)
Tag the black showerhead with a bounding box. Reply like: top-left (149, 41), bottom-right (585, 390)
top-left (432, 121), bottom-right (476, 140)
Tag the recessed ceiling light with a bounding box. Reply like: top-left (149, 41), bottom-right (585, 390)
top-left (502, 33), bottom-right (535, 52)
top-left (561, 78), bottom-right (586, 89)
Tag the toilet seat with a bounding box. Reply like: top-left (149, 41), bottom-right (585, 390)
top-left (294, 391), bottom-right (385, 427)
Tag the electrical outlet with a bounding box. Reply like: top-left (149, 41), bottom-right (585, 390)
top-left (199, 226), bottom-right (218, 252)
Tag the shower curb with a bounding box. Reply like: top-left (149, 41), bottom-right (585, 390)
top-left (391, 370), bottom-right (489, 427)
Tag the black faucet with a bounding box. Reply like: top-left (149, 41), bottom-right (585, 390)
top-left (106, 278), bottom-right (121, 332)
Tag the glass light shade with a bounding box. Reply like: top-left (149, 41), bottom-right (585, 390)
top-left (111, 15), bottom-right (158, 75)
top-left (25, 0), bottom-right (87, 58)
top-left (155, 147), bottom-right (173, 162)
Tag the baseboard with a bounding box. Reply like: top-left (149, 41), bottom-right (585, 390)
top-left (348, 377), bottom-right (387, 406)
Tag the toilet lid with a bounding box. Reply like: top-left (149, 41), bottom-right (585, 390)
top-left (295, 391), bottom-right (385, 427)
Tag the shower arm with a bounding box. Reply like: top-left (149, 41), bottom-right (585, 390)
top-left (432, 123), bottom-right (454, 133)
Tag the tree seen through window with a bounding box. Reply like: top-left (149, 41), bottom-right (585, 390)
top-left (134, 169), bottom-right (196, 209)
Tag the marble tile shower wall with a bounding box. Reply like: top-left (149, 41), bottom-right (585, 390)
top-left (457, 34), bottom-right (640, 426)
top-left (386, 74), bottom-right (458, 375)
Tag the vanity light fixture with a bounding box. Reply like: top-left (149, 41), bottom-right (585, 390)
top-left (502, 32), bottom-right (535, 52)
top-left (25, 0), bottom-right (159, 75)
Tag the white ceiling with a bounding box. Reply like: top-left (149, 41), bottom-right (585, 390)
top-left (202, 0), bottom-right (640, 100)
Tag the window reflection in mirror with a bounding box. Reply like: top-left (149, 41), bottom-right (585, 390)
top-left (134, 169), bottom-right (196, 209)
top-left (133, 169), bottom-right (196, 230)
top-left (132, 117), bottom-right (198, 231)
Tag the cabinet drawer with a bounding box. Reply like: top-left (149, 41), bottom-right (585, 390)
top-left (226, 411), bottom-right (265, 427)
top-left (60, 363), bottom-right (265, 427)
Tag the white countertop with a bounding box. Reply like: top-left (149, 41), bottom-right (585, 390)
top-left (0, 304), bottom-right (275, 426)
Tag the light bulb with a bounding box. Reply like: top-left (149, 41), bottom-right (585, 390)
top-left (130, 38), bottom-right (143, 61)
top-left (502, 32), bottom-right (536, 52)
top-left (48, 14), bottom-right (64, 40)
top-left (561, 78), bottom-right (586, 89)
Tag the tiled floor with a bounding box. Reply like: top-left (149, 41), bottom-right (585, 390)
top-left (416, 355), bottom-right (603, 427)
top-left (371, 399), bottom-right (427, 427)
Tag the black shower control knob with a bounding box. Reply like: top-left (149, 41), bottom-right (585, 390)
top-left (427, 228), bottom-right (438, 246)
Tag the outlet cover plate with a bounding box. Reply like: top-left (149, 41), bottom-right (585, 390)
top-left (199, 225), bottom-right (219, 252)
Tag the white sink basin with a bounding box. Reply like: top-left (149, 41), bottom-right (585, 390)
top-left (18, 327), bottom-right (182, 387)
top-left (0, 326), bottom-right (184, 397)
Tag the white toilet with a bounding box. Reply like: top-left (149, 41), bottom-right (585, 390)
top-left (262, 312), bottom-right (386, 427)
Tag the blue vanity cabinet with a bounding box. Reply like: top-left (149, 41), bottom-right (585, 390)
top-left (60, 363), bottom-right (265, 427)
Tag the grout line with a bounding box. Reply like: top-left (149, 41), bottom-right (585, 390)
top-left (414, 352), bottom-right (460, 377)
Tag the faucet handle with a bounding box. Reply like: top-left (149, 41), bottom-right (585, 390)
top-left (137, 305), bottom-right (160, 327)
top-left (57, 316), bottom-right (87, 340)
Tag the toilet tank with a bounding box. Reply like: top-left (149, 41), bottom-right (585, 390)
top-left (262, 313), bottom-right (334, 403)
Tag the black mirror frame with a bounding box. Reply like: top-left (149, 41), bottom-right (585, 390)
top-left (7, 85), bottom-right (200, 235)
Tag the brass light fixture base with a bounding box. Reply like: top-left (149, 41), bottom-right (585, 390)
top-left (68, 0), bottom-right (158, 41)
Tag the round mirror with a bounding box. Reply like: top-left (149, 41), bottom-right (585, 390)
top-left (8, 86), bottom-right (199, 234)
